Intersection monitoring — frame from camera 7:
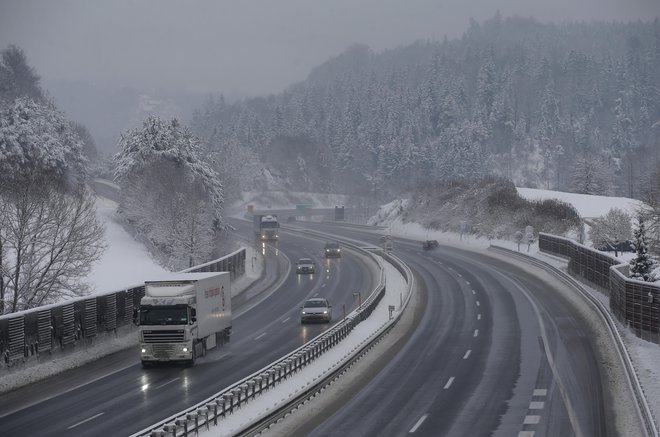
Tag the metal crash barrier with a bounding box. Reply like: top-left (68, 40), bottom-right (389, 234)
top-left (0, 248), bottom-right (246, 370)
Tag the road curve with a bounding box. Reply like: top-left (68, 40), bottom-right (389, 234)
top-left (288, 222), bottom-right (617, 437)
top-left (0, 224), bottom-right (378, 436)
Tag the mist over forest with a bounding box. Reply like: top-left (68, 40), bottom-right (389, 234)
top-left (190, 15), bottom-right (660, 203)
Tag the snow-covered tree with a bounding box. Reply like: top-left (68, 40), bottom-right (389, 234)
top-left (0, 97), bottom-right (88, 190)
top-left (114, 116), bottom-right (224, 269)
top-left (570, 155), bottom-right (612, 195)
top-left (589, 207), bottom-right (632, 256)
top-left (630, 214), bottom-right (655, 281)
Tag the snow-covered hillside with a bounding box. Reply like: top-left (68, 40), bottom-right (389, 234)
top-left (87, 197), bottom-right (168, 294)
top-left (516, 187), bottom-right (646, 219)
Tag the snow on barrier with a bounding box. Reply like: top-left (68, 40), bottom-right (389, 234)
top-left (0, 248), bottom-right (246, 372)
top-left (131, 234), bottom-right (414, 437)
top-left (490, 244), bottom-right (659, 437)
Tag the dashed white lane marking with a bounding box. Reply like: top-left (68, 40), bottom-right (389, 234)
top-left (409, 414), bottom-right (428, 433)
top-left (477, 314), bottom-right (481, 320)
top-left (67, 412), bottom-right (104, 429)
top-left (443, 377), bottom-right (455, 389)
top-left (476, 300), bottom-right (480, 307)
top-left (313, 293), bottom-right (319, 297)
top-left (471, 289), bottom-right (476, 294)
top-left (474, 329), bottom-right (479, 337)
top-left (281, 317), bottom-right (290, 324)
top-left (523, 415), bottom-right (541, 425)
top-left (529, 401), bottom-right (545, 410)
top-left (155, 378), bottom-right (179, 390)
top-left (457, 273), bottom-right (462, 278)
top-left (321, 283), bottom-right (326, 287)
top-left (533, 389), bottom-right (547, 396)
top-left (466, 281), bottom-right (470, 285)
top-left (254, 332), bottom-right (267, 340)
top-left (463, 350), bottom-right (471, 359)
top-left (518, 432), bottom-right (535, 437)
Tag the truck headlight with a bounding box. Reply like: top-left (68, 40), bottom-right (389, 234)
top-left (141, 348), bottom-right (147, 353)
top-left (182, 347), bottom-right (188, 353)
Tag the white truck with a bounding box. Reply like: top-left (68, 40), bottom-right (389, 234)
top-left (138, 272), bottom-right (231, 366)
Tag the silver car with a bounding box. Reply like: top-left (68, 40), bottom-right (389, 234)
top-left (296, 258), bottom-right (316, 274)
top-left (300, 298), bottom-right (332, 323)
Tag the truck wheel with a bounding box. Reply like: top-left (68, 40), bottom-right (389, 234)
top-left (141, 360), bottom-right (151, 368)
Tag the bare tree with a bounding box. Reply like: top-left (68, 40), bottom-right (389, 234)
top-left (0, 183), bottom-right (105, 314)
top-left (588, 207), bottom-right (632, 257)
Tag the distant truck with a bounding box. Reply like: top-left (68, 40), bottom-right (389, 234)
top-left (253, 214), bottom-right (279, 241)
top-left (138, 272), bottom-right (231, 366)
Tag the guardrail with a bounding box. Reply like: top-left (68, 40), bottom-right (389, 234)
top-left (490, 245), bottom-right (659, 437)
top-left (133, 230), bottom-right (414, 437)
top-left (539, 233), bottom-right (660, 344)
top-left (0, 248), bottom-right (246, 371)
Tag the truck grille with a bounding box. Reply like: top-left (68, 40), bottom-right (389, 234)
top-left (142, 330), bottom-right (185, 343)
top-left (152, 344), bottom-right (176, 359)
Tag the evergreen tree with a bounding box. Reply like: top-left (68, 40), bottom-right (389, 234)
top-left (630, 215), bottom-right (655, 281)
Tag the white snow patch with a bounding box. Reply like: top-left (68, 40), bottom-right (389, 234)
top-left (87, 196), bottom-right (168, 294)
top-left (516, 187), bottom-right (646, 219)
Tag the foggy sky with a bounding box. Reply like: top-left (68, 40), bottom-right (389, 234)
top-left (1, 0), bottom-right (659, 97)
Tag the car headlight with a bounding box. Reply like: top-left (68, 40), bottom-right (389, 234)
top-left (323, 310), bottom-right (328, 314)
top-left (301, 311), bottom-right (306, 314)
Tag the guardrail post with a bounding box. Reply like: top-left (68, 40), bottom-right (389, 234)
top-left (233, 387), bottom-right (243, 408)
top-left (186, 412), bottom-right (197, 434)
top-left (162, 424), bottom-right (176, 436)
top-left (248, 379), bottom-right (256, 399)
top-left (223, 393), bottom-right (233, 415)
top-left (197, 407), bottom-right (208, 430)
top-left (175, 418), bottom-right (187, 436)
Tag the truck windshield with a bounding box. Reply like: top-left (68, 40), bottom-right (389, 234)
top-left (261, 222), bottom-right (279, 229)
top-left (140, 305), bottom-right (188, 325)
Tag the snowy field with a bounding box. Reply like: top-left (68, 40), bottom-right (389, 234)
top-left (87, 196), bottom-right (168, 294)
top-left (516, 187), bottom-right (646, 219)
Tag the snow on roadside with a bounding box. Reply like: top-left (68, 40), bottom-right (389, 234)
top-left (88, 196), bottom-right (168, 294)
top-left (197, 259), bottom-right (408, 436)
top-left (382, 218), bottom-right (660, 430)
top-left (0, 198), bottom-right (263, 395)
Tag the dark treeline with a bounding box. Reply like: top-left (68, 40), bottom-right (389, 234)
top-left (191, 15), bottom-right (660, 201)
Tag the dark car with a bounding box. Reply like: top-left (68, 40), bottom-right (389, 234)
top-left (422, 240), bottom-right (439, 250)
top-left (286, 216), bottom-right (297, 223)
top-left (324, 241), bottom-right (341, 258)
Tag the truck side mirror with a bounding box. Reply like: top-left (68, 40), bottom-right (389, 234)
top-left (191, 308), bottom-right (197, 323)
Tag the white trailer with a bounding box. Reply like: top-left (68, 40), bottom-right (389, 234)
top-left (138, 272), bottom-right (231, 366)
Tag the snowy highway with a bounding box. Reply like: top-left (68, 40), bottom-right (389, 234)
top-left (275, 222), bottom-right (639, 437)
top-left (0, 225), bottom-right (378, 436)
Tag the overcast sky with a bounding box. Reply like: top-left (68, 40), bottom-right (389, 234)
top-left (1, 0), bottom-right (659, 97)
